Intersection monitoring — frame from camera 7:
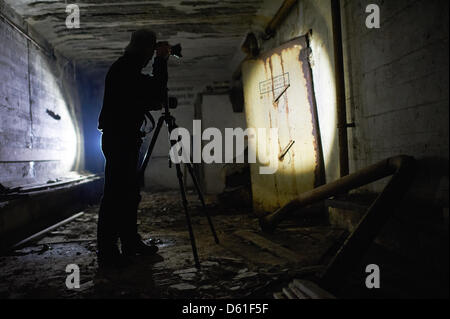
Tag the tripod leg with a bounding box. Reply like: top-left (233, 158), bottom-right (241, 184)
top-left (175, 163), bottom-right (201, 269)
top-left (185, 163), bottom-right (219, 244)
top-left (139, 116), bottom-right (165, 178)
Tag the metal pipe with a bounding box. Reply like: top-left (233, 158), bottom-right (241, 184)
top-left (11, 211), bottom-right (85, 250)
top-left (0, 12), bottom-right (51, 56)
top-left (320, 155), bottom-right (416, 290)
top-left (260, 155), bottom-right (415, 233)
top-left (331, 0), bottom-right (350, 177)
top-left (232, 0), bottom-right (298, 80)
top-left (265, 0), bottom-right (298, 37)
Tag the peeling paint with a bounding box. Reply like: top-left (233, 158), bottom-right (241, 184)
top-left (3, 0), bottom-right (269, 72)
top-left (242, 36), bottom-right (325, 214)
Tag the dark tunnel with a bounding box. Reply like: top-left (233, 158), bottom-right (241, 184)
top-left (0, 0), bottom-right (448, 304)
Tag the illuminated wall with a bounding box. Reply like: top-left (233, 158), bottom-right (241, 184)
top-left (241, 0), bottom-right (448, 212)
top-left (341, 0), bottom-right (449, 206)
top-left (0, 16), bottom-right (83, 188)
top-left (256, 0), bottom-right (340, 186)
top-left (242, 37), bottom-right (325, 214)
top-left (238, 0), bottom-right (339, 213)
top-left (240, 0), bottom-right (447, 235)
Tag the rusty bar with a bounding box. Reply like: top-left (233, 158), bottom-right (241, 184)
top-left (320, 156), bottom-right (416, 290)
top-left (11, 212), bottom-right (85, 250)
top-left (273, 83), bottom-right (290, 105)
top-left (279, 140), bottom-right (295, 161)
top-left (331, 0), bottom-right (350, 177)
top-left (260, 155), bottom-right (415, 232)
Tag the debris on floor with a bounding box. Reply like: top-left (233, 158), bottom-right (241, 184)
top-left (273, 279), bottom-right (336, 299)
top-left (0, 190), bottom-right (345, 299)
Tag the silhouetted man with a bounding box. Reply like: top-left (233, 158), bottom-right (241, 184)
top-left (97, 29), bottom-right (170, 267)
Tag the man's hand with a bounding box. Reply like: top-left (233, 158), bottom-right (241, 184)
top-left (155, 42), bottom-right (171, 60)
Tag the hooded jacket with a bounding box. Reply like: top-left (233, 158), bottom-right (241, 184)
top-left (98, 54), bottom-right (168, 136)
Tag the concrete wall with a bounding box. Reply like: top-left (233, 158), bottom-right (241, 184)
top-left (77, 69), bottom-right (104, 174)
top-left (239, 0), bottom-right (448, 273)
top-left (341, 0), bottom-right (449, 208)
top-left (142, 79), bottom-right (206, 191)
top-left (199, 94), bottom-right (247, 194)
top-left (0, 4), bottom-right (83, 188)
top-left (241, 0), bottom-right (448, 207)
top-left (340, 0), bottom-right (448, 271)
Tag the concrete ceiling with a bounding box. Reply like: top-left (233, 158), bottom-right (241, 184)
top-left (4, 0), bottom-right (282, 78)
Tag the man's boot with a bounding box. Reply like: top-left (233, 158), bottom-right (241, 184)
top-left (97, 246), bottom-right (132, 268)
top-left (121, 233), bottom-right (159, 257)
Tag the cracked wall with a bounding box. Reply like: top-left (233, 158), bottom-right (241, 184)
top-left (0, 3), bottom-right (83, 187)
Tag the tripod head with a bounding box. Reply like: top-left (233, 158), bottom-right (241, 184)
top-left (167, 96), bottom-right (178, 110)
top-left (160, 95), bottom-right (178, 127)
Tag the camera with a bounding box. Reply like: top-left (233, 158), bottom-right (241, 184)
top-left (169, 44), bottom-right (182, 59)
top-left (156, 42), bottom-right (183, 59)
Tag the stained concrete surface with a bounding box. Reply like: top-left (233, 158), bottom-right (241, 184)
top-left (2, 0), bottom-right (278, 73)
top-left (0, 190), bottom-right (345, 299)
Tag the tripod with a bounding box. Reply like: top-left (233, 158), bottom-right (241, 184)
top-left (138, 99), bottom-right (220, 269)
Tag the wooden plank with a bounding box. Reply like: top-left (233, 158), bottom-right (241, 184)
top-left (273, 292), bottom-right (286, 299)
top-left (282, 287), bottom-right (296, 299)
top-left (288, 282), bottom-right (310, 299)
top-left (19, 174), bottom-right (98, 192)
top-left (292, 279), bottom-right (336, 299)
top-left (219, 233), bottom-right (284, 266)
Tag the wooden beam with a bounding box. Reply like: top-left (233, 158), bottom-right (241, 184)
top-left (233, 230), bottom-right (306, 263)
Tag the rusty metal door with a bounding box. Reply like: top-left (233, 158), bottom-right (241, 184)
top-left (242, 36), bottom-right (325, 215)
